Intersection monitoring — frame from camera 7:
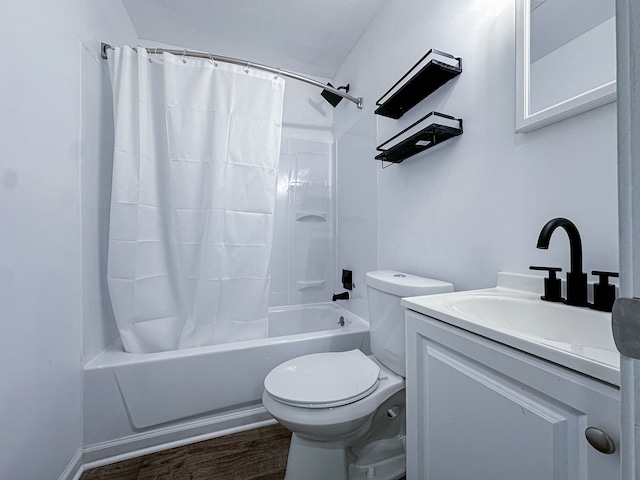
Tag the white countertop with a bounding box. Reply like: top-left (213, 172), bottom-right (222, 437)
top-left (401, 274), bottom-right (620, 387)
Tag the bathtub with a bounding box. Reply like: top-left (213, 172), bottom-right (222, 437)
top-left (84, 302), bottom-right (370, 436)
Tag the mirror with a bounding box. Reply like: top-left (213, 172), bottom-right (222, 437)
top-left (516, 0), bottom-right (616, 133)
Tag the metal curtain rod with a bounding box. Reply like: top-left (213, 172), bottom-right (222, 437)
top-left (101, 43), bottom-right (363, 109)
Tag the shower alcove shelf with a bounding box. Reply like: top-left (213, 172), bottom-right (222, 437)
top-left (296, 280), bottom-right (326, 290)
top-left (375, 112), bottom-right (463, 164)
top-left (375, 49), bottom-right (462, 119)
top-left (295, 212), bottom-right (327, 222)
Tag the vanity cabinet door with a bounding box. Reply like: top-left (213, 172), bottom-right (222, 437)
top-left (405, 310), bottom-right (620, 480)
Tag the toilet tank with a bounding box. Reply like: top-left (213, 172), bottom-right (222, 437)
top-left (366, 270), bottom-right (453, 377)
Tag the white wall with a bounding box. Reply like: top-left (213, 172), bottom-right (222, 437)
top-left (335, 114), bottom-right (378, 319)
top-left (333, 0), bottom-right (618, 294)
top-left (0, 2), bottom-right (136, 478)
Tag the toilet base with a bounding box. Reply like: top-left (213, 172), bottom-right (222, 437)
top-left (284, 433), bottom-right (406, 480)
top-left (279, 388), bottom-right (407, 479)
top-left (349, 435), bottom-right (406, 480)
top-left (284, 433), bottom-right (349, 480)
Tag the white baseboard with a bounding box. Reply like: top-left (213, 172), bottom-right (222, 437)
top-left (59, 406), bottom-right (274, 479)
top-left (58, 449), bottom-right (83, 480)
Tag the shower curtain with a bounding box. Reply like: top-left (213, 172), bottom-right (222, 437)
top-left (106, 47), bottom-right (285, 354)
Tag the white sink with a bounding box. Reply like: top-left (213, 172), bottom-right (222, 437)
top-left (402, 282), bottom-right (620, 386)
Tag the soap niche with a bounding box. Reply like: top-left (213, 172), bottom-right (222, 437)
top-left (294, 153), bottom-right (329, 292)
top-left (296, 212), bottom-right (327, 222)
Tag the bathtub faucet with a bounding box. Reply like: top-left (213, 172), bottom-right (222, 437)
top-left (332, 292), bottom-right (350, 301)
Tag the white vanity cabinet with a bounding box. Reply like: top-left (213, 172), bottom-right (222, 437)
top-left (405, 310), bottom-right (621, 480)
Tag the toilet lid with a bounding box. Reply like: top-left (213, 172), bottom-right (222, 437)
top-left (264, 350), bottom-right (380, 408)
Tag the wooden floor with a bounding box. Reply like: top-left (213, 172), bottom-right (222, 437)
top-left (80, 424), bottom-right (291, 480)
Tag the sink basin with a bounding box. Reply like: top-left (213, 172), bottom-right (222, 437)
top-left (445, 290), bottom-right (616, 349)
top-left (402, 285), bottom-right (620, 386)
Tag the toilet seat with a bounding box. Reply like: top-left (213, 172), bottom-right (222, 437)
top-left (264, 350), bottom-right (380, 408)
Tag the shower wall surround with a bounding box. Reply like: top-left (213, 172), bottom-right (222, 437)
top-left (270, 137), bottom-right (334, 307)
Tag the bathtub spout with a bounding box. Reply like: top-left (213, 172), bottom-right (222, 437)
top-left (332, 292), bottom-right (350, 301)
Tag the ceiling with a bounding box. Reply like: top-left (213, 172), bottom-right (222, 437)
top-left (121, 0), bottom-right (387, 79)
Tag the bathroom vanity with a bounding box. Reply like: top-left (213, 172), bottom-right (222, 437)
top-left (402, 276), bottom-right (621, 479)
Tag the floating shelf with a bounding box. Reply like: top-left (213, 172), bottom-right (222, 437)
top-left (375, 49), bottom-right (462, 119)
top-left (375, 112), bottom-right (463, 164)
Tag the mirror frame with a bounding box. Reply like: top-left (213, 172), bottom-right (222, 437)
top-left (515, 0), bottom-right (617, 133)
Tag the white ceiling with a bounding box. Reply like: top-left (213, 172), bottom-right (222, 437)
top-left (121, 0), bottom-right (387, 79)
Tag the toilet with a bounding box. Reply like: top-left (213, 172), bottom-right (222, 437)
top-left (262, 270), bottom-right (453, 479)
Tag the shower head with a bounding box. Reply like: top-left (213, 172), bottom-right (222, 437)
top-left (321, 83), bottom-right (350, 107)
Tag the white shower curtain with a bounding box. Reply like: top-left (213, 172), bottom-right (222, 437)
top-left (106, 47), bottom-right (285, 353)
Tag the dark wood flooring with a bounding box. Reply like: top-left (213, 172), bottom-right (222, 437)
top-left (80, 423), bottom-right (291, 480)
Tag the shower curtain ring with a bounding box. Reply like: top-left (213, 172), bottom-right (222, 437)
top-left (209, 53), bottom-right (218, 67)
top-left (274, 68), bottom-right (281, 79)
top-left (245, 62), bottom-right (251, 73)
top-left (181, 49), bottom-right (187, 64)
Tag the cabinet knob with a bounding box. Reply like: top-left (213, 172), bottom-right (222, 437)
top-left (585, 427), bottom-right (616, 454)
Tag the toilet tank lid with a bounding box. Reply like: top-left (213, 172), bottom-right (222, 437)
top-left (365, 270), bottom-right (453, 297)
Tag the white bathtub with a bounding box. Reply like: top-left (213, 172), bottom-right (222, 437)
top-left (84, 303), bottom-right (369, 439)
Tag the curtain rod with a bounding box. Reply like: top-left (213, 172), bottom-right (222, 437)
top-left (101, 43), bottom-right (363, 109)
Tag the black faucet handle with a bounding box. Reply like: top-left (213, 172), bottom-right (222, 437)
top-left (592, 270), bottom-right (619, 281)
top-left (529, 266), bottom-right (563, 302)
top-left (530, 265), bottom-right (562, 274)
top-left (590, 271), bottom-right (619, 312)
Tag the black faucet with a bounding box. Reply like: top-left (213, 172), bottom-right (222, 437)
top-left (332, 292), bottom-right (350, 301)
top-left (536, 218), bottom-right (589, 307)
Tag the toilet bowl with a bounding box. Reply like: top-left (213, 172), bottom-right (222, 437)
top-left (263, 350), bottom-right (404, 442)
top-left (262, 270), bottom-right (453, 480)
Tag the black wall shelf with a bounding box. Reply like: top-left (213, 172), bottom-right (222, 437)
top-left (375, 49), bottom-right (462, 119)
top-left (375, 112), bottom-right (463, 164)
